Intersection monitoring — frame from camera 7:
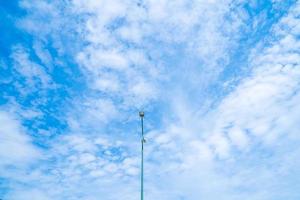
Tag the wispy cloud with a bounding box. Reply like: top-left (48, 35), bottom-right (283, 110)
top-left (0, 111), bottom-right (40, 165)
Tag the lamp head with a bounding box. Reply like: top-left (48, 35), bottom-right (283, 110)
top-left (139, 111), bottom-right (144, 118)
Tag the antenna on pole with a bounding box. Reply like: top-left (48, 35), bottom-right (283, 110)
top-left (139, 111), bottom-right (145, 200)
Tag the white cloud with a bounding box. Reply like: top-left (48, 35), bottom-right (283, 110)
top-left (84, 99), bottom-right (119, 124)
top-left (33, 41), bottom-right (53, 68)
top-left (11, 46), bottom-right (54, 95)
top-left (9, 189), bottom-right (51, 200)
top-left (0, 111), bottom-right (40, 166)
top-left (227, 127), bottom-right (249, 150)
top-left (70, 0), bottom-right (245, 113)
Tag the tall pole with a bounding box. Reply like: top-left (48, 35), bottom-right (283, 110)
top-left (139, 111), bottom-right (145, 200)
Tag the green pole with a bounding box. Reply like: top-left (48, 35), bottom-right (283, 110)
top-left (139, 111), bottom-right (145, 200)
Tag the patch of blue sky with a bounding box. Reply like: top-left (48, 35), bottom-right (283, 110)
top-left (0, 1), bottom-right (27, 50)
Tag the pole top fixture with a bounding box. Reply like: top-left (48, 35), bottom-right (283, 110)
top-left (139, 111), bottom-right (144, 118)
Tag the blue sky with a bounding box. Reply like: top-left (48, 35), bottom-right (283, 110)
top-left (1, 0), bottom-right (300, 199)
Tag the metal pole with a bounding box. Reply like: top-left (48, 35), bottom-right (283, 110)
top-left (139, 111), bottom-right (145, 200)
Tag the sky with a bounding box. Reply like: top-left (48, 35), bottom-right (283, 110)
top-left (1, 0), bottom-right (300, 199)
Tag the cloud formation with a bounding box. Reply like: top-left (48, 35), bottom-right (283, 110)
top-left (1, 0), bottom-right (300, 199)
